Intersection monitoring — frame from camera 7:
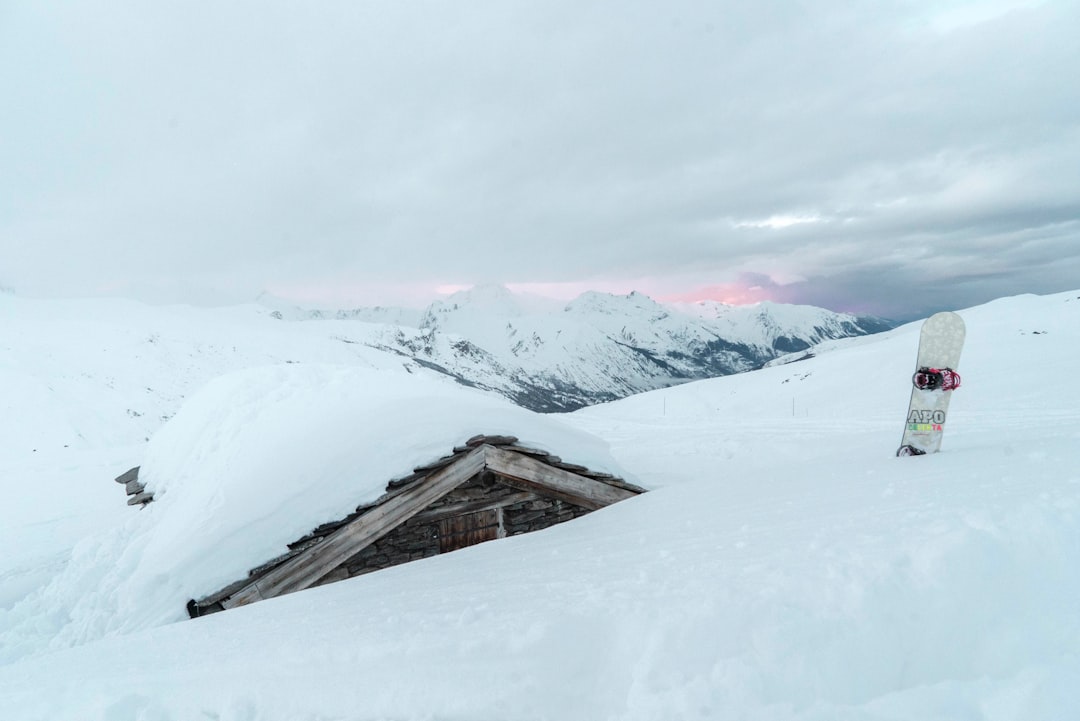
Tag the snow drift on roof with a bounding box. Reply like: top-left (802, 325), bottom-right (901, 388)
top-left (5, 364), bottom-right (629, 650)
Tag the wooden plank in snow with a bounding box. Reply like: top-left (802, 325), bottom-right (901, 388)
top-left (127, 492), bottom-right (153, 506)
top-left (438, 508), bottom-right (502, 553)
top-left (221, 445), bottom-right (489, 609)
top-left (484, 446), bottom-right (639, 511)
top-left (115, 467), bottom-right (140, 484)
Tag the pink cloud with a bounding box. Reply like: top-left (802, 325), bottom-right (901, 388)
top-left (267, 272), bottom-right (800, 310)
top-left (660, 284), bottom-right (776, 305)
top-left (659, 272), bottom-right (788, 305)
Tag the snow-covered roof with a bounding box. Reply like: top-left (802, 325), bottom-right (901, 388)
top-left (124, 363), bottom-right (633, 621)
top-left (187, 431), bottom-right (644, 617)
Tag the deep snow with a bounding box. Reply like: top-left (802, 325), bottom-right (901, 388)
top-left (0, 290), bottom-right (1078, 720)
top-left (0, 364), bottom-right (628, 650)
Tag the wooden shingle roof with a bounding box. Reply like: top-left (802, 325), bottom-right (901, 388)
top-left (187, 434), bottom-right (644, 617)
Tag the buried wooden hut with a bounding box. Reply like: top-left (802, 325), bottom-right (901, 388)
top-left (120, 434), bottom-right (645, 618)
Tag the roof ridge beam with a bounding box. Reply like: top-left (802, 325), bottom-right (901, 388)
top-left (482, 445), bottom-right (638, 511)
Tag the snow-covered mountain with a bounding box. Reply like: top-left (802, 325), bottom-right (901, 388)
top-left (0, 289), bottom-right (886, 455)
top-left (1, 289), bottom-right (1077, 719)
top-left (287, 285), bottom-right (894, 411)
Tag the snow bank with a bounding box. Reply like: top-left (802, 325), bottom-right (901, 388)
top-left (0, 363), bottom-right (626, 659)
top-left (138, 363), bottom-right (625, 602)
top-left (2, 426), bottom-right (1077, 720)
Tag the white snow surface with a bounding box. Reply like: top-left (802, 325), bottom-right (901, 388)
top-left (1, 363), bottom-right (623, 657)
top-left (138, 364), bottom-right (623, 616)
top-left (1, 289), bottom-right (1079, 720)
top-left (668, 298), bottom-right (867, 349)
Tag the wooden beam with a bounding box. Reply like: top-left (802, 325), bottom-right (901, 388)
top-left (483, 446), bottom-right (638, 511)
top-left (412, 491), bottom-right (534, 523)
top-left (192, 577), bottom-right (252, 611)
top-left (115, 466), bottom-right (139, 484)
top-left (221, 445), bottom-right (488, 609)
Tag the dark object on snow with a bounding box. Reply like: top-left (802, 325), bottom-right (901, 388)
top-left (114, 466), bottom-right (153, 506)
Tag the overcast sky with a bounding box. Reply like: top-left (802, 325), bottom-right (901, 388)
top-left (2, 0), bottom-right (1078, 319)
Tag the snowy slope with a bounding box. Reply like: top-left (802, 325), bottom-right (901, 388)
top-left (0, 288), bottom-right (877, 598)
top-left (0, 290), bottom-right (1077, 720)
top-left (0, 365), bottom-right (626, 655)
top-left (672, 298), bottom-right (889, 352)
top-left (0, 294), bottom-right (419, 450)
top-left (0, 295), bottom-right (433, 620)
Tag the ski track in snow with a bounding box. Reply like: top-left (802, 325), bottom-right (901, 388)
top-left (0, 290), bottom-right (1078, 720)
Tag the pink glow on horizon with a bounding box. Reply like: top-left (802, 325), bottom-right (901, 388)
top-left (267, 276), bottom-right (788, 309)
top-left (660, 283), bottom-right (780, 306)
top-left (434, 283), bottom-right (473, 296)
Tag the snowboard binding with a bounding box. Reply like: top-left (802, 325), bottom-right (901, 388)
top-left (912, 367), bottom-right (961, 391)
top-left (896, 444), bottom-right (927, 457)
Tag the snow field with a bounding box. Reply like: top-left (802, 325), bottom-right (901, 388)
top-left (0, 290), bottom-right (1077, 719)
top-left (1, 362), bottom-right (626, 659)
top-left (2, 431), bottom-right (1077, 720)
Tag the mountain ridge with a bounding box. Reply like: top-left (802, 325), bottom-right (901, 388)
top-left (267, 286), bottom-right (896, 411)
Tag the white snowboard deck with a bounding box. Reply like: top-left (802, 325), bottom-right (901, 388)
top-left (900, 311), bottom-right (967, 454)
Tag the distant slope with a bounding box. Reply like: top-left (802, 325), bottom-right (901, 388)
top-left (0, 296), bottom-right (418, 451)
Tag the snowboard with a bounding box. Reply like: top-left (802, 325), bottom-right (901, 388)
top-left (896, 311), bottom-right (966, 456)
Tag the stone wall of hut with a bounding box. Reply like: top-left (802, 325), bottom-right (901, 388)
top-left (502, 495), bottom-right (592, 535)
top-left (314, 474), bottom-right (594, 585)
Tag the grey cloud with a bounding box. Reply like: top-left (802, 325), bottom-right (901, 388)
top-left (1, 0), bottom-right (1078, 316)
